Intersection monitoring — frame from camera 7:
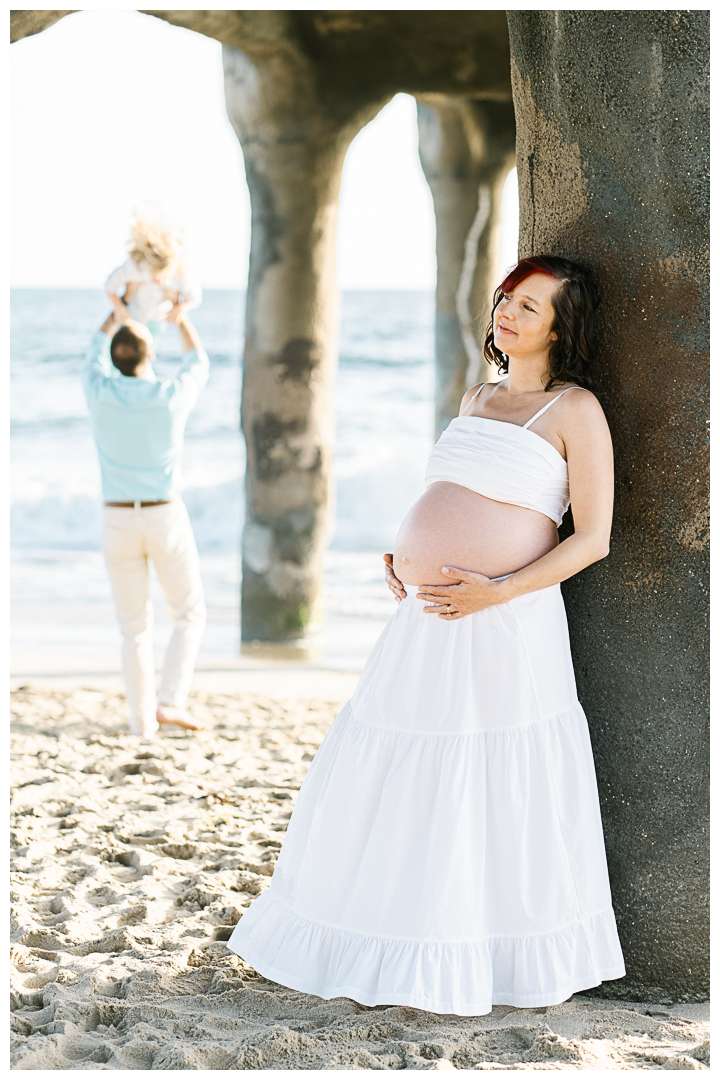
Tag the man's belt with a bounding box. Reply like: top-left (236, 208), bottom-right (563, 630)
top-left (105, 500), bottom-right (172, 507)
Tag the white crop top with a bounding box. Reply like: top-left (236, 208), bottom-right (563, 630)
top-left (424, 385), bottom-right (590, 526)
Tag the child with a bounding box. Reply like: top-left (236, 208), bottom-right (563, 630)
top-left (106, 214), bottom-right (202, 348)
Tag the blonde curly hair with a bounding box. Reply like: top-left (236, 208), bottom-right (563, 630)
top-left (129, 213), bottom-right (183, 275)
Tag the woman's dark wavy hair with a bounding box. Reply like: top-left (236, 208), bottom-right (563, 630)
top-left (483, 255), bottom-right (599, 390)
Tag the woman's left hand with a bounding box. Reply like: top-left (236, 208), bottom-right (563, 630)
top-left (417, 566), bottom-right (507, 620)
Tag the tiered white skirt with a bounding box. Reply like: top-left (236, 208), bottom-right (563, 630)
top-left (227, 583), bottom-right (625, 1015)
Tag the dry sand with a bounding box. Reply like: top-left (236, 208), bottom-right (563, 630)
top-left (11, 684), bottom-right (709, 1071)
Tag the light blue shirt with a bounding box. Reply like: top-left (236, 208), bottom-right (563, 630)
top-left (82, 331), bottom-right (209, 502)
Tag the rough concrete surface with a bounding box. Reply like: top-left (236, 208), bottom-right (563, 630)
top-left (508, 10), bottom-right (709, 999)
top-left (10, 688), bottom-right (710, 1070)
top-left (9, 10), bottom-right (77, 43)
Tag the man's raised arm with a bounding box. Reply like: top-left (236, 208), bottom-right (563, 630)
top-left (177, 314), bottom-right (204, 355)
top-left (82, 312), bottom-right (121, 404)
top-left (173, 314), bottom-right (210, 407)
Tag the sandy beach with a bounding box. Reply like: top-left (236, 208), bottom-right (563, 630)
top-left (11, 680), bottom-right (709, 1071)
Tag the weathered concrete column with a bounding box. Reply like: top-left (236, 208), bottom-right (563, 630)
top-left (223, 41), bottom-right (387, 641)
top-left (417, 97), bottom-right (515, 436)
top-left (508, 11), bottom-right (709, 1000)
top-left (10, 10), bottom-right (77, 41)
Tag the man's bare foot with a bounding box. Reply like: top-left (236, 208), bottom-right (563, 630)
top-left (156, 704), bottom-right (205, 731)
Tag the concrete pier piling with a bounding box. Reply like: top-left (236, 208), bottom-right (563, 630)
top-left (507, 9), bottom-right (709, 1000)
top-left (417, 97), bottom-right (515, 436)
top-left (221, 38), bottom-right (387, 642)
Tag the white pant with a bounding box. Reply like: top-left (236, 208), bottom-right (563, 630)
top-left (103, 501), bottom-right (206, 737)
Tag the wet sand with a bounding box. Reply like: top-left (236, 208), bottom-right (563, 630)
top-left (11, 685), bottom-right (709, 1070)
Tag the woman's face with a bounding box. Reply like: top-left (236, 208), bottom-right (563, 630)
top-left (493, 272), bottom-right (560, 359)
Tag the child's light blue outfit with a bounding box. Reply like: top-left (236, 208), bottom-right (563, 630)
top-left (146, 321), bottom-right (166, 348)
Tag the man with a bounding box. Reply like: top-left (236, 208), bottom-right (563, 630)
top-left (83, 311), bottom-right (209, 737)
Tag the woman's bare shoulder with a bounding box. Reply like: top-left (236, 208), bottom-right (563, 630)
top-left (459, 382), bottom-right (485, 412)
top-left (461, 380), bottom-right (499, 407)
top-left (556, 384), bottom-right (604, 411)
top-left (556, 386), bottom-right (610, 441)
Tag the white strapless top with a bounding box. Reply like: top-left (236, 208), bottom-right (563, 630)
top-left (425, 418), bottom-right (570, 525)
top-left (424, 386), bottom-right (590, 526)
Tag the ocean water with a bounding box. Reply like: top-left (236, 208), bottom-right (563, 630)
top-left (11, 289), bottom-right (435, 673)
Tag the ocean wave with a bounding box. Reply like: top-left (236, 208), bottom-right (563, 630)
top-left (10, 460), bottom-right (422, 557)
top-left (10, 482), bottom-right (242, 554)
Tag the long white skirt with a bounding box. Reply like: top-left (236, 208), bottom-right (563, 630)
top-left (227, 583), bottom-right (625, 1016)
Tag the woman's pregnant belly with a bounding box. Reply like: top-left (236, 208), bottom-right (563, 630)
top-left (393, 482), bottom-right (559, 585)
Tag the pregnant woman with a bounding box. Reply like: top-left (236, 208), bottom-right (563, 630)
top-left (228, 255), bottom-right (625, 1015)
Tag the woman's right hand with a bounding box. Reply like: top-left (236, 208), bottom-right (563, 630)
top-left (383, 553), bottom-right (406, 603)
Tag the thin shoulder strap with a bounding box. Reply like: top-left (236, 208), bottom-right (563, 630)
top-left (460, 384), bottom-right (486, 417)
top-left (522, 386), bottom-right (590, 429)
